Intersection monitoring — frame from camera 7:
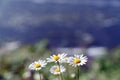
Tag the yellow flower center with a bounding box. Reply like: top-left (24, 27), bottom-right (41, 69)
top-left (35, 63), bottom-right (41, 68)
top-left (55, 68), bottom-right (60, 72)
top-left (74, 59), bottom-right (81, 64)
top-left (53, 55), bottom-right (60, 61)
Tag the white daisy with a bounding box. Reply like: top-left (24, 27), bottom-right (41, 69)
top-left (62, 57), bottom-right (72, 63)
top-left (47, 53), bottom-right (67, 63)
top-left (29, 60), bottom-right (47, 71)
top-left (69, 54), bottom-right (88, 67)
top-left (50, 65), bottom-right (66, 75)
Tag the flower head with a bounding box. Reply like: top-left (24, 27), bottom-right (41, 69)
top-left (69, 54), bottom-right (88, 67)
top-left (29, 60), bottom-right (47, 71)
top-left (50, 65), bottom-right (66, 75)
top-left (62, 57), bottom-right (72, 63)
top-left (47, 53), bottom-right (67, 63)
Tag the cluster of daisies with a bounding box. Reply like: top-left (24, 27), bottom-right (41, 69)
top-left (29, 53), bottom-right (88, 79)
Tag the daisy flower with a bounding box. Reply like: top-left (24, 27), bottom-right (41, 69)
top-left (50, 65), bottom-right (66, 75)
top-left (29, 60), bottom-right (47, 71)
top-left (69, 54), bottom-right (88, 67)
top-left (47, 53), bottom-right (67, 63)
top-left (62, 57), bottom-right (72, 63)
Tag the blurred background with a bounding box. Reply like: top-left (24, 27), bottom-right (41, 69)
top-left (0, 0), bottom-right (120, 80)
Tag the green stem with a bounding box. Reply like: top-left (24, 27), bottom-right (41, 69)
top-left (75, 67), bottom-right (77, 80)
top-left (77, 66), bottom-right (80, 80)
top-left (57, 75), bottom-right (60, 80)
top-left (38, 71), bottom-right (42, 80)
top-left (60, 72), bottom-right (64, 80)
top-left (40, 74), bottom-right (42, 80)
top-left (66, 64), bottom-right (69, 79)
top-left (57, 62), bottom-right (64, 80)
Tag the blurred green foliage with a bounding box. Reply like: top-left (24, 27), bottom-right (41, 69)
top-left (0, 40), bottom-right (120, 80)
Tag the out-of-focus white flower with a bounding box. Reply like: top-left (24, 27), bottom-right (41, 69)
top-left (87, 47), bottom-right (107, 59)
top-left (50, 65), bottom-right (66, 75)
top-left (70, 73), bottom-right (75, 78)
top-left (29, 60), bottom-right (47, 71)
top-left (47, 53), bottom-right (67, 63)
top-left (62, 57), bottom-right (73, 63)
top-left (69, 54), bottom-right (88, 67)
top-left (22, 71), bottom-right (31, 79)
top-left (4, 72), bottom-right (13, 80)
top-left (62, 57), bottom-right (69, 63)
top-left (34, 73), bottom-right (43, 80)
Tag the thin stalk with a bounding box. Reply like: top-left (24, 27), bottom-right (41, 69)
top-left (60, 72), bottom-right (64, 80)
top-left (57, 75), bottom-right (60, 80)
top-left (77, 66), bottom-right (80, 80)
top-left (75, 67), bottom-right (77, 80)
top-left (38, 71), bottom-right (42, 80)
top-left (66, 64), bottom-right (69, 79)
top-left (39, 73), bottom-right (42, 80)
top-left (57, 62), bottom-right (64, 80)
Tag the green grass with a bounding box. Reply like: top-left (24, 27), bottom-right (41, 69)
top-left (0, 41), bottom-right (120, 80)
